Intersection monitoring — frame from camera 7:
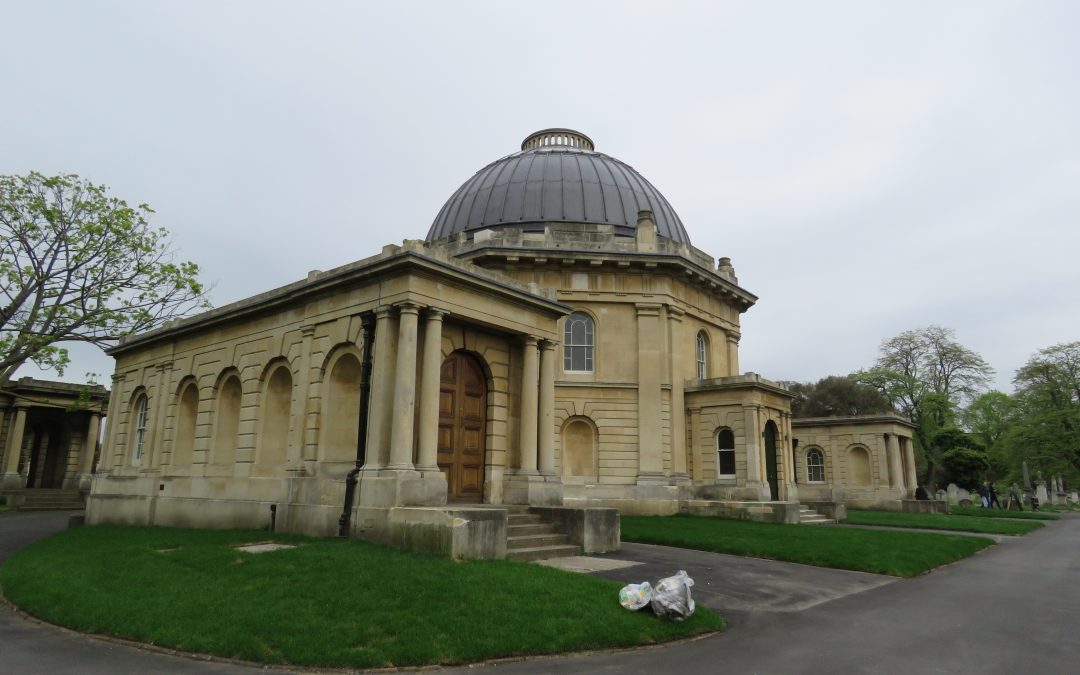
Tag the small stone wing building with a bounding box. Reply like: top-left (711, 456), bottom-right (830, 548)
top-left (1, 377), bottom-right (108, 503)
top-left (89, 129), bottom-right (911, 556)
top-left (791, 414), bottom-right (918, 509)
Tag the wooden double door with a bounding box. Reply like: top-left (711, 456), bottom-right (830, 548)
top-left (438, 352), bottom-right (487, 502)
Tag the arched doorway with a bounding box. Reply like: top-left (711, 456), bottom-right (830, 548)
top-left (438, 351), bottom-right (487, 502)
top-left (764, 420), bottom-right (779, 501)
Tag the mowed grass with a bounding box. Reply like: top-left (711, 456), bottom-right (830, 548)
top-left (621, 515), bottom-right (992, 577)
top-left (0, 526), bottom-right (723, 669)
top-left (843, 510), bottom-right (1044, 535)
top-left (949, 506), bottom-right (1059, 521)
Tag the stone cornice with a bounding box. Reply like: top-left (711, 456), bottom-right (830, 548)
top-left (791, 413), bottom-right (916, 430)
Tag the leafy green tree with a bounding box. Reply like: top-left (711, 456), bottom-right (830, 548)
top-left (856, 325), bottom-right (993, 487)
top-left (934, 427), bottom-right (988, 489)
top-left (0, 172), bottom-right (208, 386)
top-left (962, 391), bottom-right (1014, 479)
top-left (783, 375), bottom-right (893, 418)
top-left (1005, 342), bottom-right (1080, 481)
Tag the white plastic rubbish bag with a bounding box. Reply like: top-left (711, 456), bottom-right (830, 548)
top-left (618, 581), bottom-right (654, 610)
top-left (650, 570), bottom-right (695, 621)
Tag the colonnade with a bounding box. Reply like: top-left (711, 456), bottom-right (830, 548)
top-left (0, 403), bottom-right (102, 490)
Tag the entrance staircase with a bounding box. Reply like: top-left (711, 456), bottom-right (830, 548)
top-left (798, 504), bottom-right (836, 525)
top-left (4, 489), bottom-right (86, 511)
top-left (505, 506), bottom-right (581, 561)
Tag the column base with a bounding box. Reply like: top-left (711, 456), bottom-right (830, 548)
top-left (503, 471), bottom-right (562, 506)
top-left (359, 470), bottom-right (447, 507)
top-left (1, 473), bottom-right (25, 491)
top-left (669, 473), bottom-right (692, 487)
top-left (636, 472), bottom-right (668, 487)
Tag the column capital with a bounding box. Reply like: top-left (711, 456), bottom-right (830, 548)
top-left (111, 373), bottom-right (125, 384)
top-left (394, 301), bottom-right (422, 316)
top-left (521, 334), bottom-right (540, 348)
top-left (12, 400), bottom-right (31, 410)
top-left (726, 332), bottom-right (741, 344)
top-left (155, 360), bottom-right (174, 373)
top-left (538, 339), bottom-right (557, 353)
top-left (424, 307), bottom-right (448, 321)
top-left (300, 324), bottom-right (316, 338)
top-left (666, 305), bottom-right (685, 320)
top-left (374, 304), bottom-right (395, 320)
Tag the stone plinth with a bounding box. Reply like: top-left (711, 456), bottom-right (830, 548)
top-left (901, 499), bottom-right (948, 514)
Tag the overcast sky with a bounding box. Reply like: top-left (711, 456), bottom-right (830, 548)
top-left (4, 1), bottom-right (1079, 394)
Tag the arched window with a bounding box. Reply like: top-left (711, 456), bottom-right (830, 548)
top-left (259, 366), bottom-right (292, 464)
top-left (806, 448), bottom-right (825, 483)
top-left (716, 428), bottom-right (735, 477)
top-left (172, 382), bottom-right (199, 466)
top-left (696, 331), bottom-right (708, 379)
top-left (563, 312), bottom-right (594, 373)
top-left (213, 375), bottom-right (242, 465)
top-left (131, 394), bottom-right (149, 464)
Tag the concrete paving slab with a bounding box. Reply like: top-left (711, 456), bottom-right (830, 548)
top-left (589, 541), bottom-right (898, 612)
top-left (535, 555), bottom-right (643, 573)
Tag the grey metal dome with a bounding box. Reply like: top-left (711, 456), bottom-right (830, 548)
top-left (426, 129), bottom-right (690, 244)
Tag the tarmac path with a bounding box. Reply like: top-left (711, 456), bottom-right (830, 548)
top-left (1, 511), bottom-right (1077, 674)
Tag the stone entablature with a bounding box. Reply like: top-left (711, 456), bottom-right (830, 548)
top-left (791, 413), bottom-right (918, 508)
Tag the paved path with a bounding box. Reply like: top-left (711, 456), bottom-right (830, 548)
top-left (447, 515), bottom-right (1080, 674)
top-left (1, 511), bottom-right (1077, 674)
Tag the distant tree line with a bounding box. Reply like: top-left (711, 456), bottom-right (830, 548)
top-left (787, 326), bottom-right (1080, 491)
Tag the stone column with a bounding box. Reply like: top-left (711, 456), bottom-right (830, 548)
top-left (726, 332), bottom-right (740, 376)
top-left (686, 406), bottom-right (699, 481)
top-left (538, 339), bottom-right (556, 476)
top-left (886, 433), bottom-right (904, 490)
top-left (1, 404), bottom-right (28, 489)
top-left (386, 302), bottom-right (420, 471)
top-left (77, 412), bottom-right (101, 489)
top-left (666, 307), bottom-right (689, 485)
top-left (364, 305), bottom-right (397, 470)
top-left (781, 412), bottom-right (797, 501)
top-left (518, 336), bottom-right (539, 475)
top-left (416, 309), bottom-right (447, 472)
top-left (99, 374), bottom-right (124, 472)
top-left (636, 304), bottom-right (665, 483)
top-left (742, 404), bottom-right (765, 498)
top-left (902, 436), bottom-right (917, 490)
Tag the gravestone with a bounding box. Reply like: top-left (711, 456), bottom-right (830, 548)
top-left (956, 487), bottom-right (971, 503)
top-left (1036, 480), bottom-right (1049, 507)
top-left (936, 489), bottom-right (947, 501)
top-left (958, 498), bottom-right (973, 507)
top-left (1022, 461), bottom-right (1031, 490)
top-left (946, 483), bottom-right (960, 505)
top-left (1007, 484), bottom-right (1024, 511)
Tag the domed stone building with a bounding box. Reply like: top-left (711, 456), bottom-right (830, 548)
top-left (87, 129), bottom-right (919, 557)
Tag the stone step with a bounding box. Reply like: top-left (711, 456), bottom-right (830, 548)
top-left (17, 504), bottom-right (86, 511)
top-left (507, 522), bottom-right (557, 536)
top-left (507, 544), bottom-right (582, 562)
top-left (507, 533), bottom-right (570, 548)
top-left (507, 514), bottom-right (544, 525)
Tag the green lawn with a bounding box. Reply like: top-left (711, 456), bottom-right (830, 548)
top-left (0, 526), bottom-right (723, 669)
top-left (621, 515), bottom-right (992, 577)
top-left (843, 510), bottom-right (1044, 535)
top-left (949, 506), bottom-right (1059, 521)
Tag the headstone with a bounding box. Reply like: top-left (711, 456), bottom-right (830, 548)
top-left (936, 489), bottom-right (947, 501)
top-left (1022, 461), bottom-right (1031, 490)
top-left (958, 498), bottom-right (973, 507)
top-left (1007, 485), bottom-right (1024, 511)
top-left (957, 487), bottom-right (971, 503)
top-left (946, 483), bottom-right (960, 505)
top-left (1069, 491), bottom-right (1078, 504)
top-left (1035, 481), bottom-right (1049, 507)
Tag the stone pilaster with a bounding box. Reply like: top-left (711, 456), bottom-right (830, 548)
top-left (386, 302), bottom-right (420, 471)
top-left (636, 303), bottom-right (665, 484)
top-left (0, 404), bottom-right (28, 490)
top-left (295, 324), bottom-right (315, 464)
top-left (742, 404), bottom-right (767, 499)
top-left (417, 309), bottom-right (447, 473)
top-left (77, 412), bottom-right (101, 490)
top-left (518, 336), bottom-right (539, 475)
top-left (781, 412), bottom-right (797, 502)
top-left (538, 339), bottom-right (556, 476)
top-left (667, 306), bottom-right (689, 486)
top-left (726, 332), bottom-right (740, 376)
top-left (99, 373), bottom-right (124, 472)
top-left (686, 406), bottom-right (699, 481)
top-left (148, 361), bottom-right (173, 468)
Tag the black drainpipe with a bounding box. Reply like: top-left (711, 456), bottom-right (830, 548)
top-left (338, 312), bottom-right (376, 537)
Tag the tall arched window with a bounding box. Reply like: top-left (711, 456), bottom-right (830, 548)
top-left (563, 312), bottom-right (594, 373)
top-left (696, 331), bottom-right (708, 379)
top-left (806, 448), bottom-right (825, 483)
top-left (716, 428), bottom-right (735, 477)
top-left (131, 394), bottom-right (149, 465)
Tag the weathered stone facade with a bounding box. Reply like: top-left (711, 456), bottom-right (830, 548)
top-left (87, 129), bottom-right (915, 556)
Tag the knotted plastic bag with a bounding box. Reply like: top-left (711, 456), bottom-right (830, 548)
top-left (618, 581), bottom-right (653, 611)
top-left (650, 570), bottom-right (695, 621)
